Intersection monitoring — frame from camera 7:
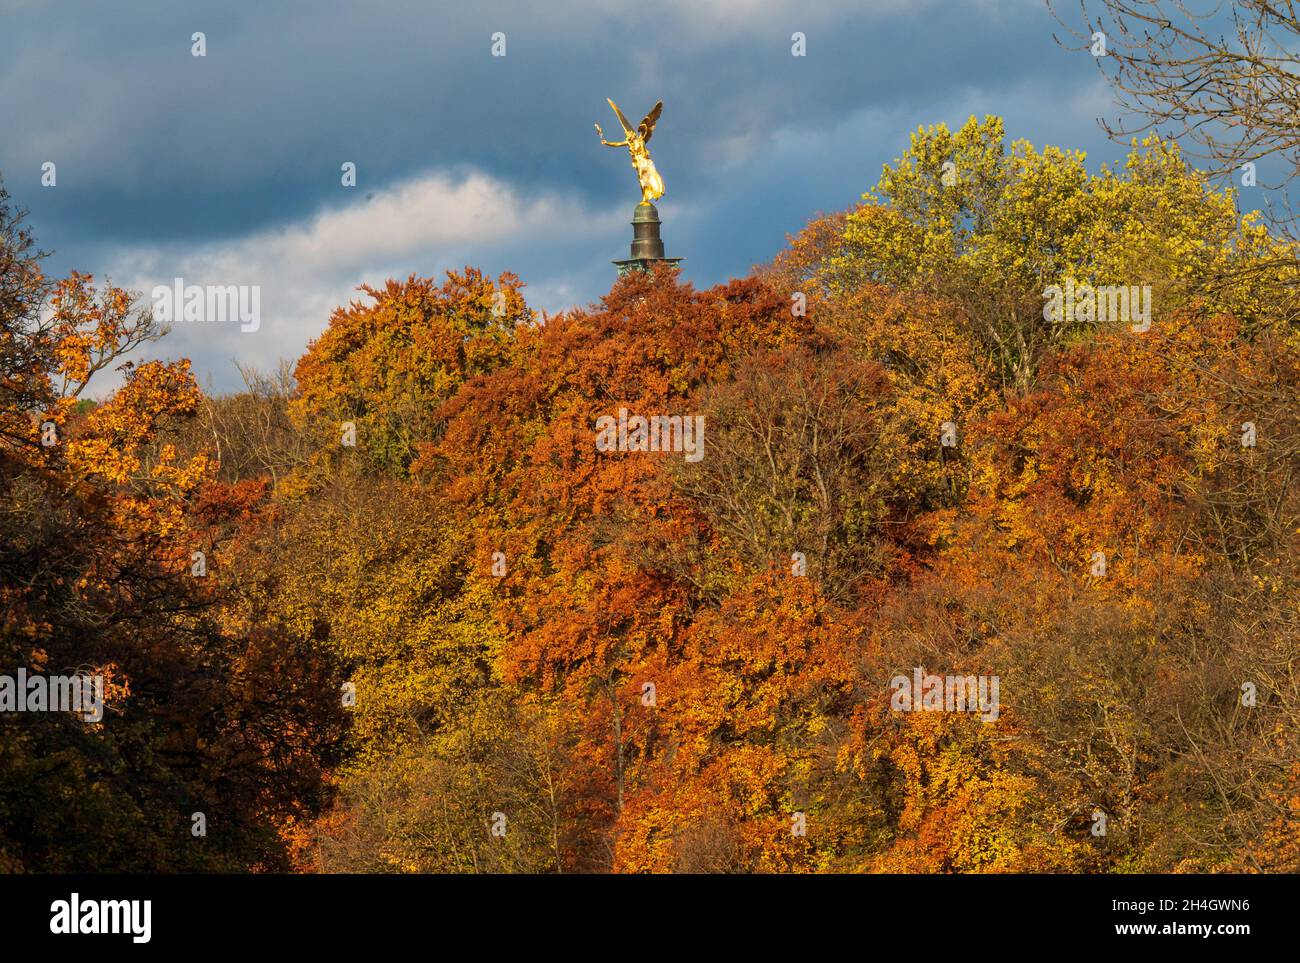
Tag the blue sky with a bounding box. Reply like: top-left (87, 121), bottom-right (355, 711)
top-left (2, 0), bottom-right (1149, 393)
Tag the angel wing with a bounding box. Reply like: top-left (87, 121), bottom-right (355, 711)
top-left (638, 101), bottom-right (663, 143)
top-left (607, 98), bottom-right (636, 137)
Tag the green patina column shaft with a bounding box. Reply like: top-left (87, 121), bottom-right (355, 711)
top-left (613, 202), bottom-right (683, 277)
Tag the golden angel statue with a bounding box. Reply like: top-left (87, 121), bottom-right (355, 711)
top-left (595, 98), bottom-right (665, 204)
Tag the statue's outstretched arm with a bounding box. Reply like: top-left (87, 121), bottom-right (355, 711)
top-left (594, 123), bottom-right (628, 148)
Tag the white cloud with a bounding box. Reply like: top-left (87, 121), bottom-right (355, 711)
top-left (96, 168), bottom-right (625, 396)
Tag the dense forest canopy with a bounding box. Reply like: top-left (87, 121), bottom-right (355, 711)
top-left (1, 117), bottom-right (1297, 873)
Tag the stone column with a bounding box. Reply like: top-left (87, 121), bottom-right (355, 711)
top-left (613, 202), bottom-right (683, 277)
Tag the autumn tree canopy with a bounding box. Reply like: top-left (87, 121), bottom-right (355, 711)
top-left (3, 114), bottom-right (1297, 874)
